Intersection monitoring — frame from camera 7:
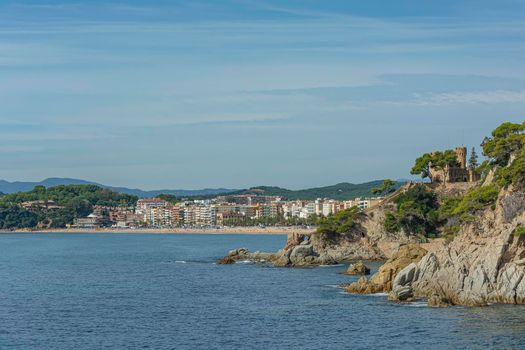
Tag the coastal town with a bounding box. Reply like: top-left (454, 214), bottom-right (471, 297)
top-left (69, 194), bottom-right (385, 229)
top-left (6, 146), bottom-right (484, 231)
top-left (67, 146), bottom-right (477, 230)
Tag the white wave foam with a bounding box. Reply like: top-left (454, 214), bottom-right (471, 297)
top-left (236, 260), bottom-right (254, 264)
top-left (175, 260), bottom-right (187, 264)
top-left (364, 292), bottom-right (388, 297)
top-left (405, 301), bottom-right (428, 307)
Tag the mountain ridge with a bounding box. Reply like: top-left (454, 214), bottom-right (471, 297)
top-left (0, 178), bottom-right (404, 200)
top-left (210, 180), bottom-right (404, 200)
top-left (0, 178), bottom-right (236, 198)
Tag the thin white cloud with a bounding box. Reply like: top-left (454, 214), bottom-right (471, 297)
top-left (413, 89), bottom-right (525, 106)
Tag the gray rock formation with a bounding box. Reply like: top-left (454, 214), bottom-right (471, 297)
top-left (390, 188), bottom-right (525, 306)
top-left (217, 247), bottom-right (276, 265)
top-left (345, 244), bottom-right (427, 294)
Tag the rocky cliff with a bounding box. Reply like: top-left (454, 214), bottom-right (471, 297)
top-left (219, 189), bottom-right (421, 267)
top-left (389, 187), bottom-right (525, 306)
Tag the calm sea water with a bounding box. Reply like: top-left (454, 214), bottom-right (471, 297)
top-left (1, 233), bottom-right (525, 349)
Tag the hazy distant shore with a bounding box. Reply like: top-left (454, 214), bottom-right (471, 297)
top-left (1, 226), bottom-right (314, 235)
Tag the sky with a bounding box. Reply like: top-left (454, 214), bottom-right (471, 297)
top-left (0, 0), bottom-right (524, 190)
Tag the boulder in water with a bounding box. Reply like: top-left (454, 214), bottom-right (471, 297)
top-left (344, 261), bottom-right (371, 275)
top-left (345, 244), bottom-right (427, 294)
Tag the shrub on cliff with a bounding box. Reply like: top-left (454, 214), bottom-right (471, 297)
top-left (438, 184), bottom-right (500, 227)
top-left (383, 185), bottom-right (439, 237)
top-left (316, 206), bottom-right (361, 235)
top-left (513, 225), bottom-right (525, 237)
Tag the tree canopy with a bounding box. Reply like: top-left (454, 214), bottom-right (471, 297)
top-left (0, 185), bottom-right (138, 229)
top-left (482, 121), bottom-right (525, 166)
top-left (383, 185), bottom-right (440, 237)
top-left (411, 150), bottom-right (459, 182)
top-left (468, 147), bottom-right (479, 171)
top-left (372, 179), bottom-right (396, 195)
top-left (0, 184), bottom-right (137, 207)
top-left (157, 194), bottom-right (178, 204)
top-left (316, 207), bottom-right (362, 235)
top-left (411, 153), bottom-right (433, 180)
top-left (482, 121), bottom-right (525, 189)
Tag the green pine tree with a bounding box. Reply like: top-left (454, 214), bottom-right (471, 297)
top-left (468, 147), bottom-right (479, 170)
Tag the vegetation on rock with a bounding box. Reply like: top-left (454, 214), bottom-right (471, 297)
top-left (372, 179), bottom-right (396, 195)
top-left (316, 207), bottom-right (362, 235)
top-left (512, 225), bottom-right (525, 237)
top-left (410, 150), bottom-right (459, 183)
top-left (383, 185), bottom-right (439, 237)
top-left (482, 121), bottom-right (525, 189)
top-left (387, 121), bottom-right (524, 239)
top-left (445, 184), bottom-right (499, 220)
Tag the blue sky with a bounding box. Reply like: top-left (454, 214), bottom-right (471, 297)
top-left (0, 0), bottom-right (524, 189)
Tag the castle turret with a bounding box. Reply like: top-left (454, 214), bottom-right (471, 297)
top-left (455, 147), bottom-right (467, 169)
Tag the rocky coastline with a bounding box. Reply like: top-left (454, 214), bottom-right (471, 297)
top-left (219, 179), bottom-right (525, 308)
top-left (387, 187), bottom-right (525, 306)
top-left (218, 195), bottom-right (423, 267)
top-left (220, 122), bottom-right (525, 307)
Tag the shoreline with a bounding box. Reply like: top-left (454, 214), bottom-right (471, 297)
top-left (0, 226), bottom-right (314, 235)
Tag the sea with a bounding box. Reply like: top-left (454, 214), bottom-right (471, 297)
top-left (1, 233), bottom-right (525, 350)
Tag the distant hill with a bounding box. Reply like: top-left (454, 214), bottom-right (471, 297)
top-left (228, 180), bottom-right (405, 201)
top-left (0, 178), bottom-right (405, 200)
top-left (0, 178), bottom-right (236, 198)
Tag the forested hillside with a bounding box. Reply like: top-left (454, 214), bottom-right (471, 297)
top-left (0, 185), bottom-right (137, 230)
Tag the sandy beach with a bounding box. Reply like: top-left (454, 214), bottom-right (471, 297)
top-left (2, 226), bottom-right (315, 235)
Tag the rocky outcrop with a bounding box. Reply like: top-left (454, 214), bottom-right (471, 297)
top-left (389, 188), bottom-right (525, 306)
top-left (343, 261), bottom-right (370, 275)
top-left (217, 247), bottom-right (275, 265)
top-left (217, 255), bottom-right (236, 265)
top-left (388, 263), bottom-right (418, 301)
top-left (345, 244), bottom-right (427, 294)
top-left (219, 185), bottom-right (426, 267)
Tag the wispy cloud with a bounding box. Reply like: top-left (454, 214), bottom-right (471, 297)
top-left (0, 1), bottom-right (524, 188)
top-left (412, 89), bottom-right (525, 106)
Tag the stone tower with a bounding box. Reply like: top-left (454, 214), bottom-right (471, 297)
top-left (455, 147), bottom-right (467, 169)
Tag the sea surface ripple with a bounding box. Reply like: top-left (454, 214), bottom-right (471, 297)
top-left (1, 233), bottom-right (525, 349)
